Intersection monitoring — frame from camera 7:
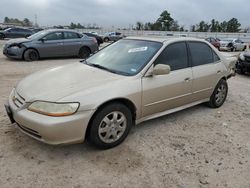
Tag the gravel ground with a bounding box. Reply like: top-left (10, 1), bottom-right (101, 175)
top-left (0, 39), bottom-right (250, 188)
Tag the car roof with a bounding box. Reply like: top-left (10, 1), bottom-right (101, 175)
top-left (126, 36), bottom-right (206, 44)
top-left (43, 29), bottom-right (80, 33)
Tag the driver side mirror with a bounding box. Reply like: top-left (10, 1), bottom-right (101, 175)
top-left (153, 64), bottom-right (171, 75)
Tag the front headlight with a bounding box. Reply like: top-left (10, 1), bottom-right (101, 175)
top-left (239, 53), bottom-right (245, 61)
top-left (28, 101), bottom-right (80, 117)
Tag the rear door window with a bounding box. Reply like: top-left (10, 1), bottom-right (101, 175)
top-left (188, 42), bottom-right (214, 66)
top-left (154, 42), bottom-right (189, 71)
top-left (64, 32), bottom-right (80, 39)
top-left (43, 32), bottom-right (63, 41)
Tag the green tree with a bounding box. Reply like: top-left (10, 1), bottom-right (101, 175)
top-left (227, 18), bottom-right (241, 32)
top-left (136, 21), bottom-right (144, 30)
top-left (144, 22), bottom-right (152, 30)
top-left (220, 21), bottom-right (228, 32)
top-left (23, 18), bottom-right (32, 27)
top-left (4, 17), bottom-right (9, 23)
top-left (170, 20), bottom-right (180, 31)
top-left (156, 10), bottom-right (174, 31)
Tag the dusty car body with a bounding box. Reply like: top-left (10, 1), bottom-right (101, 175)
top-left (3, 29), bottom-right (98, 61)
top-left (219, 38), bottom-right (246, 52)
top-left (5, 37), bottom-right (236, 149)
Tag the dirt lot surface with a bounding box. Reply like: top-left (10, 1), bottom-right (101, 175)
top-left (0, 39), bottom-right (250, 188)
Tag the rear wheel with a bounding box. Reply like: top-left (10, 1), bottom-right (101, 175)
top-left (23, 49), bottom-right (39, 61)
top-left (104, 37), bottom-right (109, 42)
top-left (89, 103), bottom-right (132, 149)
top-left (79, 47), bottom-right (91, 59)
top-left (207, 79), bottom-right (228, 108)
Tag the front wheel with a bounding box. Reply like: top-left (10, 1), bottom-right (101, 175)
top-left (207, 79), bottom-right (228, 108)
top-left (89, 103), bottom-right (133, 149)
top-left (23, 49), bottom-right (39, 61)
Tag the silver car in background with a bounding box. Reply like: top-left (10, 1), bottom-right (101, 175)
top-left (219, 38), bottom-right (246, 52)
top-left (3, 29), bottom-right (99, 61)
top-left (103, 32), bottom-right (124, 42)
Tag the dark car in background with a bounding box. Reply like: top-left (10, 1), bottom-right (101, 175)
top-left (3, 29), bottom-right (98, 61)
top-left (0, 27), bottom-right (34, 39)
top-left (83, 32), bottom-right (103, 46)
top-left (236, 51), bottom-right (250, 74)
top-left (205, 37), bottom-right (220, 49)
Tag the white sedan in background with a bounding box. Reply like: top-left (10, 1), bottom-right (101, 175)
top-left (219, 38), bottom-right (246, 52)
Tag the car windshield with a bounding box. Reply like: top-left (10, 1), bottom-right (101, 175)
top-left (4, 28), bottom-right (12, 32)
top-left (27, 30), bottom-right (48, 40)
top-left (84, 39), bottom-right (162, 76)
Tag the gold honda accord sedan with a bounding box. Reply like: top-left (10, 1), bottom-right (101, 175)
top-left (5, 37), bottom-right (236, 149)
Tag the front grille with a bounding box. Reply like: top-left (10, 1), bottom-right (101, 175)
top-left (17, 124), bottom-right (42, 139)
top-left (13, 91), bottom-right (25, 108)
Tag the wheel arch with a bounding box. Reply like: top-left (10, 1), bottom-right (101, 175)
top-left (85, 98), bottom-right (137, 139)
top-left (22, 47), bottom-right (40, 60)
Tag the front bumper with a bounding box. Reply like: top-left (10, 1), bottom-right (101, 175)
top-left (3, 46), bottom-right (25, 59)
top-left (5, 89), bottom-right (94, 145)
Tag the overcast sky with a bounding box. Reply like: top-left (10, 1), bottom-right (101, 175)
top-left (0, 0), bottom-right (249, 29)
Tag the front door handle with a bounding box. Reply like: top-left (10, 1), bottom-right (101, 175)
top-left (217, 70), bottom-right (222, 74)
top-left (184, 78), bottom-right (191, 82)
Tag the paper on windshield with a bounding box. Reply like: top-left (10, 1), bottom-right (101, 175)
top-left (128, 47), bottom-right (148, 53)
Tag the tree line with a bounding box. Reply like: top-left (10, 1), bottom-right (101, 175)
top-left (135, 10), bottom-right (243, 33)
top-left (3, 17), bottom-right (34, 27)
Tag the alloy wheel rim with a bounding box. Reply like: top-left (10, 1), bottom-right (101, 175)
top-left (215, 85), bottom-right (226, 105)
top-left (98, 111), bottom-right (127, 144)
top-left (29, 51), bottom-right (37, 60)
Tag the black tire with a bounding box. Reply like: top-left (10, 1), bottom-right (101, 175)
top-left (79, 47), bottom-right (91, 59)
top-left (104, 37), bottom-right (109, 42)
top-left (23, 49), bottom-right (39, 61)
top-left (243, 46), bottom-right (246, 51)
top-left (231, 47), bottom-right (236, 52)
top-left (207, 79), bottom-right (228, 108)
top-left (89, 103), bottom-right (133, 149)
top-left (0, 33), bottom-right (5, 40)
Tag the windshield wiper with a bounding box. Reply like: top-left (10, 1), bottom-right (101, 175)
top-left (82, 61), bottom-right (130, 76)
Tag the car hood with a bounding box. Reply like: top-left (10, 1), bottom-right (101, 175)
top-left (16, 63), bottom-right (124, 102)
top-left (6, 38), bottom-right (31, 45)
